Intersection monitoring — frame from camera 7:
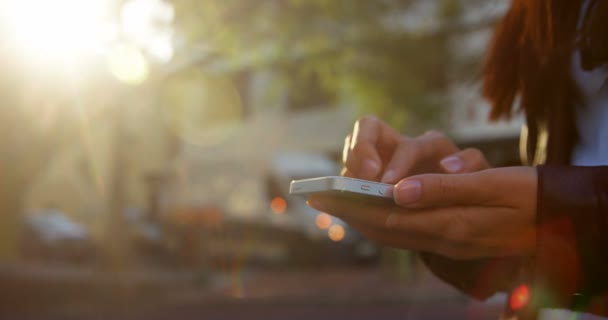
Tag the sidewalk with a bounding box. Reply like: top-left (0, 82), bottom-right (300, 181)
top-left (0, 262), bottom-right (504, 318)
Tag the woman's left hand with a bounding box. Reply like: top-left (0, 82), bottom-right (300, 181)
top-left (308, 166), bottom-right (538, 260)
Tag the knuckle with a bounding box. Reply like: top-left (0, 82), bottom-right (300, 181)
top-left (436, 176), bottom-right (457, 199)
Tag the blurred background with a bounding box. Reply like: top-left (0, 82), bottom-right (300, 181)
top-left (0, 0), bottom-right (521, 319)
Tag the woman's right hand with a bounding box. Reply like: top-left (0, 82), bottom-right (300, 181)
top-left (342, 115), bottom-right (491, 183)
top-left (341, 115), bottom-right (519, 300)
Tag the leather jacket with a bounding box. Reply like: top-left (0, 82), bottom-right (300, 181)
top-left (421, 109), bottom-right (608, 318)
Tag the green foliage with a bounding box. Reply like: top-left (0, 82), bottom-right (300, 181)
top-left (171, 0), bottom-right (460, 132)
top-left (439, 0), bottom-right (463, 20)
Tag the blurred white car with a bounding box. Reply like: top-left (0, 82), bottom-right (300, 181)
top-left (21, 209), bottom-right (96, 263)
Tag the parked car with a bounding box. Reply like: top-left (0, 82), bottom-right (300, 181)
top-left (21, 209), bottom-right (96, 264)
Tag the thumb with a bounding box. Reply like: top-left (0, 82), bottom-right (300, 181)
top-left (392, 171), bottom-right (494, 208)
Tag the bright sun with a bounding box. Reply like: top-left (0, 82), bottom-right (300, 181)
top-left (3, 0), bottom-right (112, 64)
top-left (2, 0), bottom-right (174, 84)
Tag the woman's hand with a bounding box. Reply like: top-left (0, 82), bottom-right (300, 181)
top-left (308, 167), bottom-right (537, 260)
top-left (342, 116), bottom-right (490, 183)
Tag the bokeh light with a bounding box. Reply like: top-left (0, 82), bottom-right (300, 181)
top-left (121, 0), bottom-right (175, 62)
top-left (509, 284), bottom-right (530, 311)
top-left (315, 213), bottom-right (332, 230)
top-left (270, 197), bottom-right (287, 215)
top-left (328, 225), bottom-right (345, 242)
top-left (107, 45), bottom-right (150, 85)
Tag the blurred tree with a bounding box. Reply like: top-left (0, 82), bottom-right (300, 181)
top-left (0, 61), bottom-right (76, 259)
top-left (0, 50), bottom-right (122, 260)
top-left (169, 0), bottom-right (497, 133)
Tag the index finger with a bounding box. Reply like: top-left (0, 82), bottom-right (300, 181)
top-left (345, 116), bottom-right (400, 180)
top-left (381, 130), bottom-right (459, 183)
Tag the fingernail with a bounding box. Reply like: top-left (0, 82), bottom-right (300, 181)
top-left (381, 170), bottom-right (396, 183)
top-left (363, 160), bottom-right (380, 179)
top-left (440, 156), bottom-right (464, 173)
top-left (394, 180), bottom-right (421, 205)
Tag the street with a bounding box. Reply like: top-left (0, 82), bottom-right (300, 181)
top-left (0, 262), bottom-right (505, 319)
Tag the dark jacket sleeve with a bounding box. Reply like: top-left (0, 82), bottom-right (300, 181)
top-left (421, 165), bottom-right (608, 316)
top-left (532, 165), bottom-right (608, 312)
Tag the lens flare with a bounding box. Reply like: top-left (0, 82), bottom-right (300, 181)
top-left (2, 0), bottom-right (175, 73)
top-left (509, 284), bottom-right (530, 311)
top-left (315, 213), bottom-right (332, 230)
top-left (2, 0), bottom-right (110, 65)
top-left (270, 197), bottom-right (287, 215)
top-left (107, 45), bottom-right (150, 85)
top-left (328, 225), bottom-right (346, 242)
top-left (121, 0), bottom-right (175, 62)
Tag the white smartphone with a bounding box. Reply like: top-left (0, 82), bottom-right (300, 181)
top-left (289, 176), bottom-right (394, 203)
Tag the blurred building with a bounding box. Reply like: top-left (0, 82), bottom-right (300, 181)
top-left (449, 83), bottom-right (523, 166)
top-left (24, 0), bottom-right (520, 248)
top-left (446, 0), bottom-right (522, 166)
